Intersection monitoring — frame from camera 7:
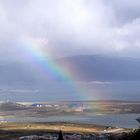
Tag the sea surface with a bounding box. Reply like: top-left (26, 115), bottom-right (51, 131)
top-left (1, 113), bottom-right (140, 129)
top-left (1, 81), bottom-right (140, 101)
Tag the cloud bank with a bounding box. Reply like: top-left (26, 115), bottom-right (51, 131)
top-left (0, 0), bottom-right (140, 60)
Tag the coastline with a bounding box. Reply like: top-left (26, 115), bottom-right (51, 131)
top-left (0, 122), bottom-right (132, 134)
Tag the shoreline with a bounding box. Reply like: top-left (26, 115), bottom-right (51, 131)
top-left (0, 122), bottom-right (132, 133)
top-left (0, 122), bottom-right (135, 139)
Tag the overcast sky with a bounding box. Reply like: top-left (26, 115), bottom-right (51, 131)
top-left (0, 0), bottom-right (140, 60)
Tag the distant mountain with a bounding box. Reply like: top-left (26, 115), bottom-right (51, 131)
top-left (0, 62), bottom-right (49, 87)
top-left (1, 55), bottom-right (140, 101)
top-left (0, 55), bottom-right (140, 87)
top-left (57, 55), bottom-right (140, 81)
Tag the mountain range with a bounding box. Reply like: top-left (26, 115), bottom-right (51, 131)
top-left (0, 55), bottom-right (140, 86)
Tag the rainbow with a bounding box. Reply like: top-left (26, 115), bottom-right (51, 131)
top-left (16, 37), bottom-right (98, 101)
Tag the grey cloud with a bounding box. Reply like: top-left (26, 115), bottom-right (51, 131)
top-left (107, 0), bottom-right (140, 24)
top-left (0, 0), bottom-right (140, 60)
